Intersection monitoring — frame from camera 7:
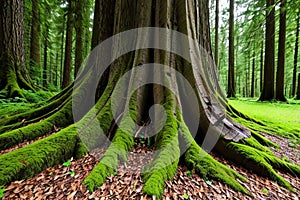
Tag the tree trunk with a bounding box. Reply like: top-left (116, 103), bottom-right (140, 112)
top-left (43, 31), bottom-right (48, 88)
top-left (260, 42), bottom-right (264, 92)
top-left (251, 49), bottom-right (255, 98)
top-left (61, 0), bottom-right (73, 89)
top-left (0, 0), bottom-right (299, 199)
top-left (0, 0), bottom-right (34, 98)
top-left (214, 0), bottom-right (219, 68)
top-left (259, 0), bottom-right (275, 101)
top-left (227, 0), bottom-right (235, 98)
top-left (275, 0), bottom-right (287, 102)
top-left (292, 10), bottom-right (300, 97)
top-left (74, 0), bottom-right (83, 78)
top-left (29, 0), bottom-right (41, 80)
top-left (297, 73), bottom-right (300, 100)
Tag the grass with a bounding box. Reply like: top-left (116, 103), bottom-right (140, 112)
top-left (229, 99), bottom-right (300, 144)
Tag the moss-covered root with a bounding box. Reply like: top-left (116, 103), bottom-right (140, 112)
top-left (0, 100), bottom-right (73, 151)
top-left (83, 112), bottom-right (136, 192)
top-left (178, 122), bottom-right (249, 195)
top-left (0, 125), bottom-right (87, 186)
top-left (217, 140), bottom-right (300, 192)
top-left (142, 115), bottom-right (180, 199)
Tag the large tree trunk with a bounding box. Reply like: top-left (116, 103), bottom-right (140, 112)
top-left (227, 0), bottom-right (236, 98)
top-left (275, 0), bottom-right (287, 102)
top-left (259, 0), bottom-right (275, 101)
top-left (0, 0), bottom-right (299, 199)
top-left (0, 0), bottom-right (35, 98)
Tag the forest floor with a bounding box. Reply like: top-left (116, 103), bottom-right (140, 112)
top-left (1, 99), bottom-right (300, 199)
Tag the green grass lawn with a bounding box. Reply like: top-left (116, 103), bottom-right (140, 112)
top-left (229, 99), bottom-right (300, 144)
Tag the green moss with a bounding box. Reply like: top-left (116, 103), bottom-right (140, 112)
top-left (177, 117), bottom-right (249, 194)
top-left (142, 94), bottom-right (180, 199)
top-left (223, 141), bottom-right (300, 192)
top-left (83, 91), bottom-right (136, 193)
top-left (0, 125), bottom-right (81, 185)
top-left (0, 100), bottom-right (73, 150)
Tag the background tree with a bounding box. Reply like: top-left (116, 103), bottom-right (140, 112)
top-left (214, 0), bottom-right (219, 68)
top-left (275, 0), bottom-right (287, 101)
top-left (61, 0), bottom-right (74, 89)
top-left (259, 0), bottom-right (275, 101)
top-left (29, 0), bottom-right (41, 81)
top-left (292, 9), bottom-right (300, 97)
top-left (74, 0), bottom-right (84, 77)
top-left (227, 0), bottom-right (236, 98)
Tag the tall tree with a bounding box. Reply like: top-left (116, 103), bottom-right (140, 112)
top-left (0, 0), bottom-right (35, 98)
top-left (29, 0), bottom-right (41, 80)
top-left (61, 0), bottom-right (73, 89)
top-left (292, 9), bottom-right (300, 97)
top-left (227, 0), bottom-right (236, 97)
top-left (251, 48), bottom-right (255, 97)
top-left (74, 0), bottom-right (83, 77)
top-left (260, 42), bottom-right (264, 92)
top-left (214, 0), bottom-right (219, 68)
top-left (275, 0), bottom-right (287, 101)
top-left (0, 1), bottom-right (299, 199)
top-left (259, 0), bottom-right (275, 101)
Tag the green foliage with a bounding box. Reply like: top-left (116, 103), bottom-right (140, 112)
top-left (21, 89), bottom-right (56, 103)
top-left (262, 188), bottom-right (269, 195)
top-left (63, 160), bottom-right (71, 167)
top-left (182, 193), bottom-right (189, 199)
top-left (0, 186), bottom-right (4, 200)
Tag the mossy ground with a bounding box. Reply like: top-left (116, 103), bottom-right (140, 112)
top-left (1, 97), bottom-right (300, 199)
top-left (229, 99), bottom-right (300, 144)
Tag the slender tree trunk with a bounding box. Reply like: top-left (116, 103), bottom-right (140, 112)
top-left (251, 49), bottom-right (255, 98)
top-left (29, 0), bottom-right (41, 80)
top-left (214, 0), bottom-right (219, 68)
top-left (275, 0), bottom-right (287, 101)
top-left (43, 30), bottom-right (48, 88)
top-left (292, 10), bottom-right (300, 97)
top-left (227, 0), bottom-right (235, 98)
top-left (260, 42), bottom-right (264, 92)
top-left (60, 16), bottom-right (65, 88)
top-left (0, 0), bottom-right (34, 98)
top-left (62, 0), bottom-right (73, 89)
top-left (297, 73), bottom-right (300, 99)
top-left (259, 0), bottom-right (275, 101)
top-left (74, 0), bottom-right (83, 78)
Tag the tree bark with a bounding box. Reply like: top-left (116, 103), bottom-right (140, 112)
top-left (275, 0), bottom-right (287, 101)
top-left (292, 10), bottom-right (300, 97)
top-left (29, 0), bottom-right (41, 80)
top-left (74, 0), bottom-right (83, 78)
top-left (259, 0), bottom-right (275, 101)
top-left (0, 0), bottom-right (34, 98)
top-left (251, 49), bottom-right (255, 98)
top-left (62, 0), bottom-right (74, 89)
top-left (297, 73), bottom-right (300, 100)
top-left (227, 0), bottom-right (236, 98)
top-left (214, 0), bottom-right (219, 68)
top-left (260, 42), bottom-right (264, 92)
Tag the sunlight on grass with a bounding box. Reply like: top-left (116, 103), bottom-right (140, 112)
top-left (229, 99), bottom-right (300, 143)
